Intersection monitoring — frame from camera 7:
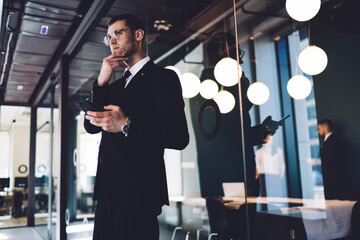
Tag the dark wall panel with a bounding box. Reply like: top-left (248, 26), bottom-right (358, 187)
top-left (312, 10), bottom-right (360, 194)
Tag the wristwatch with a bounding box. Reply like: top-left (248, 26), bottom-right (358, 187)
top-left (121, 119), bottom-right (131, 137)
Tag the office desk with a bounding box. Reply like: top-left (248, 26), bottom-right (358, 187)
top-left (180, 197), bottom-right (356, 239)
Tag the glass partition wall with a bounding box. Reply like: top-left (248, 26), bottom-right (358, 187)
top-left (34, 104), bottom-right (59, 239)
top-left (62, 1), bottom-right (357, 240)
top-left (0, 106), bottom-right (30, 228)
top-left (1, 2), bottom-right (357, 239)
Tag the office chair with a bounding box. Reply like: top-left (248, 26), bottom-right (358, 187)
top-left (0, 195), bottom-right (7, 216)
top-left (206, 197), bottom-right (239, 240)
top-left (236, 203), bottom-right (257, 240)
top-left (170, 207), bottom-right (205, 240)
top-left (12, 190), bottom-right (25, 218)
top-left (171, 226), bottom-right (204, 240)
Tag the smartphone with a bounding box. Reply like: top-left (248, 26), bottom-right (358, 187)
top-left (279, 114), bottom-right (290, 122)
top-left (277, 114), bottom-right (290, 125)
top-left (75, 100), bottom-right (104, 112)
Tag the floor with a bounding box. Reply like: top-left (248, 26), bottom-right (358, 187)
top-left (0, 214), bottom-right (49, 228)
top-left (0, 221), bottom-right (201, 240)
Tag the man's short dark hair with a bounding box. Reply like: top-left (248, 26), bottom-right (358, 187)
top-left (318, 118), bottom-right (333, 131)
top-left (108, 14), bottom-right (145, 44)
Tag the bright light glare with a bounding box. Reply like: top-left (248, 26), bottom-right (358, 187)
top-left (0, 233), bottom-right (9, 240)
top-left (298, 45), bottom-right (328, 75)
top-left (66, 223), bottom-right (94, 234)
top-left (200, 79), bottom-right (219, 99)
top-left (180, 72), bottom-right (201, 98)
top-left (286, 0), bottom-right (321, 22)
top-left (214, 57), bottom-right (242, 87)
top-left (287, 75), bottom-right (312, 100)
top-left (247, 82), bottom-right (270, 105)
top-left (214, 90), bottom-right (236, 114)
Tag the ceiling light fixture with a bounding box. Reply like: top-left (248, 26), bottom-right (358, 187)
top-left (0, 12), bottom-right (14, 86)
top-left (180, 72), bottom-right (201, 98)
top-left (285, 0), bottom-right (321, 22)
top-left (247, 82), bottom-right (270, 105)
top-left (214, 90), bottom-right (235, 114)
top-left (17, 85), bottom-right (23, 91)
top-left (287, 75), bottom-right (312, 100)
top-left (153, 20), bottom-right (172, 31)
top-left (298, 45), bottom-right (328, 75)
top-left (214, 57), bottom-right (242, 87)
top-left (200, 79), bottom-right (219, 99)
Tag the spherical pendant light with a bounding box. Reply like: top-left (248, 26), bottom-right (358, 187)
top-left (298, 46), bottom-right (328, 75)
top-left (165, 65), bottom-right (181, 78)
top-left (213, 90), bottom-right (235, 114)
top-left (214, 57), bottom-right (242, 87)
top-left (285, 0), bottom-right (321, 22)
top-left (287, 75), bottom-right (312, 100)
top-left (200, 79), bottom-right (219, 99)
top-left (180, 72), bottom-right (201, 98)
top-left (247, 82), bottom-right (270, 105)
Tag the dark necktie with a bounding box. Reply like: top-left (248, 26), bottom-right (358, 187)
top-left (120, 71), bottom-right (131, 89)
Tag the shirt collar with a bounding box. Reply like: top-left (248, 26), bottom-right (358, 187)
top-left (126, 56), bottom-right (150, 77)
top-left (324, 132), bottom-right (333, 142)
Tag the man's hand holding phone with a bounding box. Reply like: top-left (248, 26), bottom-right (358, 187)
top-left (85, 105), bottom-right (128, 133)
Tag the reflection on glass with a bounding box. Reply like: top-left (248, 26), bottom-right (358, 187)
top-left (288, 30), bottom-right (323, 199)
top-left (256, 135), bottom-right (287, 197)
top-left (0, 106), bottom-right (30, 228)
top-left (76, 113), bottom-right (100, 218)
top-left (35, 107), bottom-right (58, 235)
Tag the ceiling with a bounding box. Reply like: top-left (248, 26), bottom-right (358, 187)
top-left (0, 0), bottom-right (299, 108)
top-left (0, 0), bottom-right (358, 112)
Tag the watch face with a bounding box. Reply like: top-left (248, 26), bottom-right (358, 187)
top-left (122, 120), bottom-right (131, 136)
top-left (123, 124), bottom-right (129, 132)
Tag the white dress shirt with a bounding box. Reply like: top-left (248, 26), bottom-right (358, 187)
top-left (324, 132), bottom-right (333, 142)
top-left (123, 56), bottom-right (150, 88)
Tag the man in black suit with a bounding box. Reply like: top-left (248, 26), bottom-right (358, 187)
top-left (318, 119), bottom-right (345, 199)
top-left (84, 14), bottom-right (189, 239)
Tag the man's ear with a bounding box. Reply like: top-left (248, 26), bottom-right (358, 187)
top-left (135, 29), bottom-right (144, 42)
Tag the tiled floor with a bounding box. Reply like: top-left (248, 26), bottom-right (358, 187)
top-left (0, 222), bottom-right (201, 240)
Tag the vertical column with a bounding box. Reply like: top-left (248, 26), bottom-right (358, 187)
top-left (27, 106), bottom-right (37, 226)
top-left (57, 54), bottom-right (70, 240)
top-left (48, 83), bottom-right (55, 239)
top-left (275, 38), bottom-right (302, 198)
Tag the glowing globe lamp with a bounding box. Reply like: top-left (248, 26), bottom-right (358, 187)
top-left (286, 0), bottom-right (321, 22)
top-left (213, 90), bottom-right (236, 114)
top-left (180, 72), bottom-right (201, 98)
top-left (214, 57), bottom-right (242, 87)
top-left (298, 46), bottom-right (328, 75)
top-left (165, 65), bottom-right (181, 78)
top-left (247, 82), bottom-right (270, 105)
top-left (200, 79), bottom-right (219, 99)
top-left (287, 75), bottom-right (312, 100)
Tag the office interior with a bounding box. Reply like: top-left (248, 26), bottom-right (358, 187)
top-left (0, 0), bottom-right (359, 239)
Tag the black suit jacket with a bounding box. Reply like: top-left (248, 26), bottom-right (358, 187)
top-left (320, 134), bottom-right (345, 199)
top-left (84, 61), bottom-right (189, 209)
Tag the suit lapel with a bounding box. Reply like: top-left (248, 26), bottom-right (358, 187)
top-left (123, 61), bottom-right (155, 93)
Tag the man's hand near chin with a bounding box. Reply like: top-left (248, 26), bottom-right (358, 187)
top-left (85, 105), bottom-right (128, 133)
top-left (97, 52), bottom-right (129, 86)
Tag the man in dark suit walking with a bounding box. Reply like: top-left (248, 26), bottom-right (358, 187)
top-left (318, 119), bottom-right (345, 200)
top-left (84, 14), bottom-right (189, 239)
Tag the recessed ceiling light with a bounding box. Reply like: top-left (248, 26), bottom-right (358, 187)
top-left (153, 19), bottom-right (172, 31)
top-left (17, 85), bottom-right (23, 90)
